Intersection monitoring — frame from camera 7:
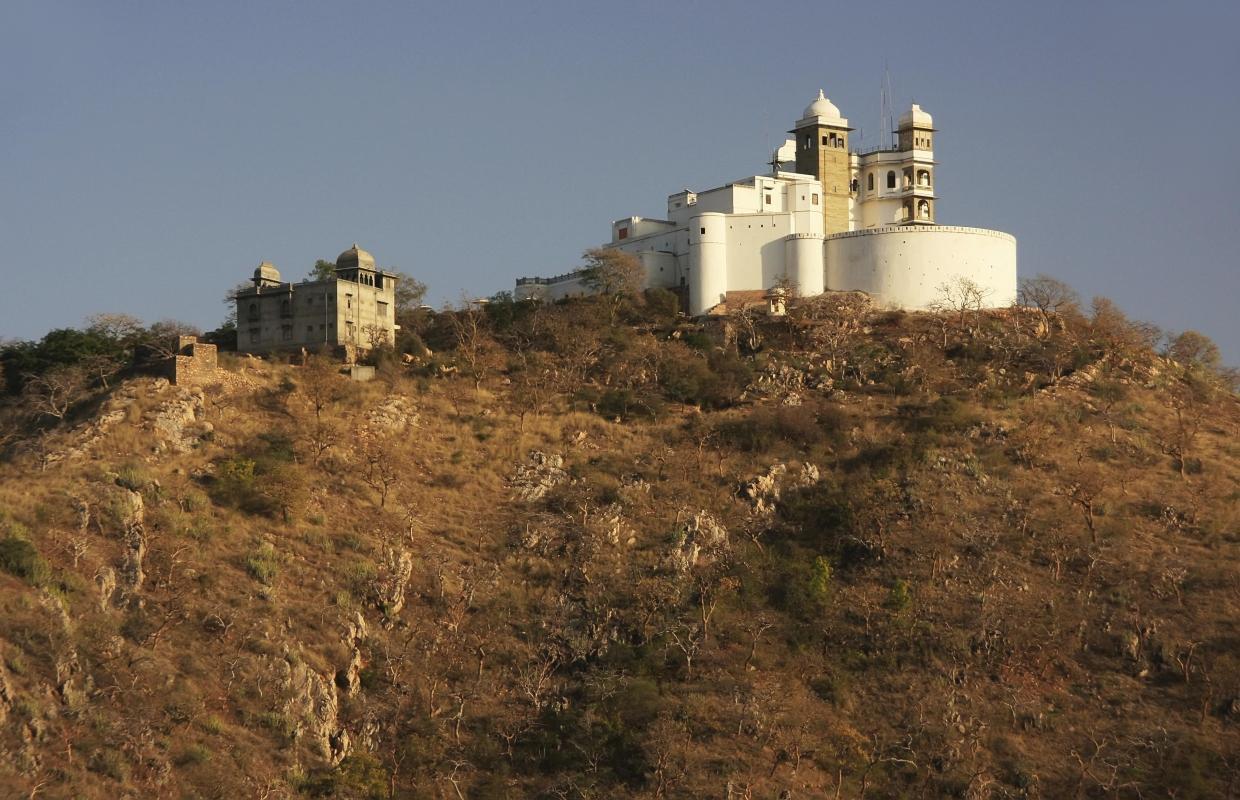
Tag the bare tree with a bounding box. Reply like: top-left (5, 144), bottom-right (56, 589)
top-left (1018, 274), bottom-right (1079, 335)
top-left (22, 365), bottom-right (89, 422)
top-left (446, 302), bottom-right (498, 392)
top-left (930, 277), bottom-right (991, 331)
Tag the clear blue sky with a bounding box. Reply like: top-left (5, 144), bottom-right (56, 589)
top-left (2, 0), bottom-right (1237, 361)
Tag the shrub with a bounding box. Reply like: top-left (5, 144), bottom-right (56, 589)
top-left (887, 579), bottom-right (912, 612)
top-left (245, 542), bottom-right (279, 585)
top-left (175, 744), bottom-right (213, 767)
top-left (0, 537), bottom-right (51, 587)
top-left (717, 406), bottom-right (825, 452)
top-left (643, 288), bottom-right (680, 319)
top-left (808, 556), bottom-right (832, 602)
top-left (597, 388), bottom-right (662, 421)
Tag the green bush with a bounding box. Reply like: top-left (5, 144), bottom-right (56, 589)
top-left (808, 556), bottom-right (833, 602)
top-left (597, 388), bottom-right (662, 421)
top-left (245, 542), bottom-right (279, 585)
top-left (0, 537), bottom-right (51, 587)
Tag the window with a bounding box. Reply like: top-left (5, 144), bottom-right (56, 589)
top-left (764, 194), bottom-right (772, 204)
top-left (812, 193), bottom-right (819, 205)
top-left (803, 135), bottom-right (812, 149)
top-left (867, 173), bottom-right (874, 191)
top-left (700, 227), bottom-right (706, 234)
top-left (280, 299), bottom-right (291, 317)
top-left (249, 330), bottom-right (259, 344)
top-left (306, 326), bottom-right (314, 339)
top-left (281, 325), bottom-right (292, 341)
top-left (618, 228), bottom-right (628, 240)
top-left (887, 171), bottom-right (896, 189)
top-left (822, 135), bottom-right (829, 146)
top-left (377, 301), bottom-right (389, 319)
top-left (247, 303), bottom-right (259, 321)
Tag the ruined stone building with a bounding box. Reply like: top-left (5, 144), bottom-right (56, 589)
top-left (235, 244), bottom-right (398, 356)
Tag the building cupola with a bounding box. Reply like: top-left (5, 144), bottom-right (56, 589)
top-left (798, 89), bottom-right (848, 128)
top-left (252, 261), bottom-right (282, 288)
top-left (335, 243), bottom-right (376, 271)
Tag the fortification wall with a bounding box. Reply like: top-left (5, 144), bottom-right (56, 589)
top-left (825, 226), bottom-right (1017, 310)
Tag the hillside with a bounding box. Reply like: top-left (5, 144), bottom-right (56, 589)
top-left (0, 291), bottom-right (1237, 799)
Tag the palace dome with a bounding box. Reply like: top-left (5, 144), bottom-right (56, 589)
top-left (253, 261), bottom-right (281, 283)
top-left (336, 243), bottom-right (376, 270)
top-left (899, 103), bottom-right (933, 128)
top-left (802, 90), bottom-right (843, 122)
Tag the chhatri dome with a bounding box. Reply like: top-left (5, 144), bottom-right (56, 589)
top-left (899, 103), bottom-right (934, 128)
top-left (801, 89), bottom-right (845, 124)
top-left (253, 261), bottom-right (281, 284)
top-left (336, 243), bottom-right (376, 270)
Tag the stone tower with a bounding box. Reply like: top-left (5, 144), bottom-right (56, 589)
top-left (895, 104), bottom-right (937, 224)
top-left (792, 90), bottom-right (853, 235)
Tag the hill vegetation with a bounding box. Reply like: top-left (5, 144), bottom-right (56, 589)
top-left (0, 280), bottom-right (1236, 799)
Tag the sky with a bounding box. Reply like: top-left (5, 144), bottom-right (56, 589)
top-left (1, 0), bottom-right (1237, 362)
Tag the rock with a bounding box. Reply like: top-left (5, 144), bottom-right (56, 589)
top-left (375, 549), bottom-right (413, 619)
top-left (671, 511), bottom-right (729, 571)
top-left (510, 451), bottom-right (568, 501)
top-left (95, 566), bottom-right (117, 611)
top-left (366, 396), bottom-right (419, 432)
top-left (740, 464), bottom-right (786, 515)
top-left (0, 659), bottom-right (13, 724)
top-left (148, 387), bottom-right (211, 453)
top-left (336, 613), bottom-right (368, 697)
top-left (55, 648), bottom-right (91, 709)
top-left (280, 657), bottom-right (348, 765)
top-left (796, 462), bottom-right (820, 487)
top-left (115, 488), bottom-right (146, 601)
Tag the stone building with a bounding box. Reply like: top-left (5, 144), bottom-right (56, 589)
top-left (515, 91), bottom-right (1016, 315)
top-left (168, 336), bottom-right (218, 385)
top-left (235, 244), bottom-right (398, 356)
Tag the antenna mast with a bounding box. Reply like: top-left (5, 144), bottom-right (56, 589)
top-left (880, 65), bottom-right (896, 150)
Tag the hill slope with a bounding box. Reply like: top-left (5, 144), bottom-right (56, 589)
top-left (0, 295), bottom-right (1237, 798)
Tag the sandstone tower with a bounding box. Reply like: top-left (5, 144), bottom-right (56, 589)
top-left (793, 90), bottom-right (852, 235)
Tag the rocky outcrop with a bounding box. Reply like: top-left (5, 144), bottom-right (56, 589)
top-left (510, 451), bottom-right (568, 502)
top-left (115, 487), bottom-right (146, 602)
top-left (740, 464), bottom-right (787, 515)
top-left (149, 385), bottom-right (213, 453)
top-left (279, 656), bottom-right (349, 765)
top-left (739, 462), bottom-right (821, 516)
top-left (336, 613), bottom-right (368, 698)
top-left (375, 549), bottom-right (413, 619)
top-left (365, 396), bottom-right (419, 433)
top-left (95, 566), bottom-right (117, 611)
top-left (671, 511), bottom-right (729, 572)
top-left (0, 658), bottom-right (13, 724)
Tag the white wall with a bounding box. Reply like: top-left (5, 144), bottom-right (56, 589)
top-left (825, 226), bottom-right (1016, 309)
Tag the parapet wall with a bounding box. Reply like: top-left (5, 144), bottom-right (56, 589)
top-left (825, 225), bottom-right (1017, 310)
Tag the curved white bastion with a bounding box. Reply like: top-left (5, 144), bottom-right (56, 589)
top-left (825, 225), bottom-right (1016, 310)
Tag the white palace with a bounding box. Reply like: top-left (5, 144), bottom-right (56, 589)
top-left (515, 90), bottom-right (1017, 315)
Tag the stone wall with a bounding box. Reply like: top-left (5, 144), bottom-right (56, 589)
top-left (169, 337), bottom-right (219, 386)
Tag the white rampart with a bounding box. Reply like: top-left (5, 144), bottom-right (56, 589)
top-left (825, 225), bottom-right (1016, 310)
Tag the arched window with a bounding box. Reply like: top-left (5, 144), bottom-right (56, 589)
top-left (918, 199), bottom-right (929, 219)
top-left (886, 171), bottom-right (896, 189)
top-left (248, 303), bottom-right (258, 321)
top-left (918, 170), bottom-right (930, 186)
top-left (867, 173), bottom-right (874, 191)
